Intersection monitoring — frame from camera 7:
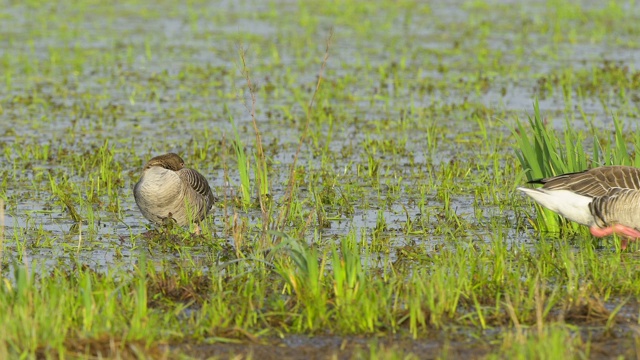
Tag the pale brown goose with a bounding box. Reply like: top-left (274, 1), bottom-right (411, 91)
top-left (518, 165), bottom-right (640, 249)
top-left (134, 153), bottom-right (215, 228)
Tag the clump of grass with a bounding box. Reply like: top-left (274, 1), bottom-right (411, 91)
top-left (514, 101), bottom-right (587, 182)
top-left (275, 234), bottom-right (327, 331)
top-left (513, 101), bottom-right (587, 233)
top-left (230, 116), bottom-right (252, 209)
top-left (492, 325), bottom-right (589, 359)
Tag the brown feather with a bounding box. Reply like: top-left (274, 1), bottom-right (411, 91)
top-left (530, 166), bottom-right (640, 197)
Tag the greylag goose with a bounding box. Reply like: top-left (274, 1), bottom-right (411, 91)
top-left (134, 153), bottom-right (215, 229)
top-left (518, 165), bottom-right (640, 249)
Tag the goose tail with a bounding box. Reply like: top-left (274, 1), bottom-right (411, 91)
top-left (517, 187), bottom-right (594, 226)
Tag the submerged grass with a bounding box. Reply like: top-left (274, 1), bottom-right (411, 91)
top-left (2, 0), bottom-right (640, 358)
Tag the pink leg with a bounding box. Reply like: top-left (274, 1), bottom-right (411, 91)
top-left (589, 226), bottom-right (613, 237)
top-left (611, 224), bottom-right (640, 238)
top-left (621, 238), bottom-right (629, 250)
top-left (590, 225), bottom-right (640, 250)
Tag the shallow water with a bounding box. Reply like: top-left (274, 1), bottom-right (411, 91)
top-left (1, 0), bottom-right (639, 273)
top-left (5, 2), bottom-right (640, 359)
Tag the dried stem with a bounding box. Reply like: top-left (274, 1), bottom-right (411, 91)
top-left (238, 45), bottom-right (270, 246)
top-left (275, 29), bottom-right (334, 235)
top-left (221, 133), bottom-right (231, 235)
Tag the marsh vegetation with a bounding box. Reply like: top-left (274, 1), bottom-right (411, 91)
top-left (2, 0), bottom-right (640, 358)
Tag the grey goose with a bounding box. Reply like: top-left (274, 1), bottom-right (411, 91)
top-left (518, 165), bottom-right (640, 249)
top-left (134, 153), bottom-right (215, 229)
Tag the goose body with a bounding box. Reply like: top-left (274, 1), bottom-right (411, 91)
top-left (134, 153), bottom-right (215, 227)
top-left (518, 166), bottom-right (640, 249)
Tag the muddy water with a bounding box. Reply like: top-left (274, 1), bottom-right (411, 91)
top-left (0, 0), bottom-right (636, 275)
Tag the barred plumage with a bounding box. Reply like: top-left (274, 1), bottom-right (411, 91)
top-left (529, 166), bottom-right (640, 197)
top-left (134, 153), bottom-right (215, 227)
top-left (588, 187), bottom-right (640, 228)
top-left (178, 168), bottom-right (214, 202)
top-left (518, 165), bottom-right (640, 249)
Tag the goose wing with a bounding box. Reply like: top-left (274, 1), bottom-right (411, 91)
top-left (530, 166), bottom-right (640, 197)
top-left (177, 168), bottom-right (215, 207)
top-left (589, 187), bottom-right (640, 229)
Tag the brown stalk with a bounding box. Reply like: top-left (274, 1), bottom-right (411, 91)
top-left (238, 45), bottom-right (270, 247)
top-left (274, 29), bottom-right (334, 239)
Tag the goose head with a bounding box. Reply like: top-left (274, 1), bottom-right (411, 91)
top-left (143, 153), bottom-right (185, 172)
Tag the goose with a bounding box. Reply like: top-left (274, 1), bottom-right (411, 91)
top-left (518, 165), bottom-right (640, 249)
top-left (134, 153), bottom-right (215, 230)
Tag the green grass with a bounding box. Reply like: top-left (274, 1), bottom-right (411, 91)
top-left (3, 231), bottom-right (640, 357)
top-left (2, 0), bottom-right (640, 358)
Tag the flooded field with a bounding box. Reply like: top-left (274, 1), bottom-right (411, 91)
top-left (2, 0), bottom-right (640, 358)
